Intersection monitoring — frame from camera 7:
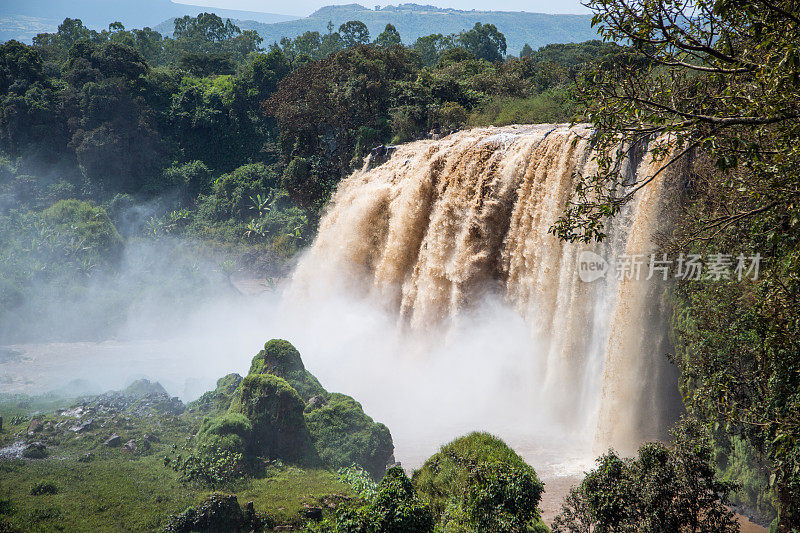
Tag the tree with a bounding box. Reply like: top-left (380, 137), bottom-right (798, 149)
top-left (412, 33), bottom-right (453, 67)
top-left (375, 24), bottom-right (402, 48)
top-left (339, 20), bottom-right (370, 48)
top-left (520, 43), bottom-right (533, 58)
top-left (553, 419), bottom-right (739, 533)
top-left (548, 0), bottom-right (800, 528)
top-left (457, 23), bottom-right (506, 62)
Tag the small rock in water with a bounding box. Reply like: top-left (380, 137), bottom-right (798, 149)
top-left (104, 434), bottom-right (121, 447)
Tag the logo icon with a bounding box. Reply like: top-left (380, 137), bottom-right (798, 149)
top-left (578, 250), bottom-right (608, 282)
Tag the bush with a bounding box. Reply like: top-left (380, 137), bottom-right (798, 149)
top-left (163, 493), bottom-right (262, 533)
top-left (412, 432), bottom-right (545, 531)
top-left (40, 199), bottom-right (123, 256)
top-left (30, 481), bottom-right (58, 495)
top-left (463, 462), bottom-right (545, 533)
top-left (552, 418), bottom-right (739, 533)
top-left (195, 412), bottom-right (252, 456)
top-left (326, 467), bottom-right (434, 533)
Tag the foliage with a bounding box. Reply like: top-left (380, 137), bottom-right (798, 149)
top-left (338, 465), bottom-right (379, 501)
top-left (552, 418), bottom-right (739, 533)
top-left (412, 432), bottom-right (545, 531)
top-left (375, 24), bottom-right (403, 49)
top-left (248, 339), bottom-right (327, 402)
top-left (305, 393), bottom-right (394, 479)
top-left (228, 373), bottom-right (316, 464)
top-left (29, 481), bottom-right (58, 496)
top-left (167, 446), bottom-right (245, 488)
top-left (318, 467), bottom-right (435, 533)
top-left (457, 23), bottom-right (507, 62)
top-left (163, 492), bottom-right (261, 533)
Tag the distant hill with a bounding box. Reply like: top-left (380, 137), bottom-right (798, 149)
top-left (0, 0), bottom-right (297, 43)
top-left (155, 3), bottom-right (600, 56)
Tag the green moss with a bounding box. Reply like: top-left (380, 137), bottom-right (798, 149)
top-left (412, 432), bottom-right (542, 521)
top-left (121, 379), bottom-right (168, 398)
top-left (189, 374), bottom-right (243, 413)
top-left (163, 492), bottom-right (259, 533)
top-left (247, 339), bottom-right (327, 402)
top-left (195, 413), bottom-right (252, 456)
top-left (305, 393), bottom-right (393, 479)
top-left (228, 374), bottom-right (316, 464)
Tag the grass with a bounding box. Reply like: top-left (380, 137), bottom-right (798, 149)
top-left (467, 91), bottom-right (580, 127)
top-left (0, 395), bottom-right (353, 532)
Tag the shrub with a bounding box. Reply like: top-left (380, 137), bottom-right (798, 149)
top-left (163, 493), bottom-right (262, 533)
top-left (195, 412), bottom-right (252, 456)
top-left (412, 432), bottom-right (545, 531)
top-left (552, 418), bottom-right (739, 533)
top-left (326, 467), bottom-right (434, 533)
top-left (30, 481), bottom-right (58, 495)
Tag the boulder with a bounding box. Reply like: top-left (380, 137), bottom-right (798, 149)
top-left (228, 374), bottom-right (315, 463)
top-left (247, 340), bottom-right (326, 402)
top-left (27, 418), bottom-right (42, 435)
top-left (305, 392), bottom-right (394, 478)
top-left (22, 442), bottom-right (47, 459)
top-left (122, 439), bottom-right (138, 453)
top-left (104, 433), bottom-right (121, 447)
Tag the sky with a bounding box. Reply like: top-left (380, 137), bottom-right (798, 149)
top-left (173, 0), bottom-right (592, 17)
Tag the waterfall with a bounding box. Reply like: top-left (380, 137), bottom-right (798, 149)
top-left (291, 124), bottom-right (680, 454)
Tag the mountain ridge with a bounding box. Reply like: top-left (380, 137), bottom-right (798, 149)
top-left (156, 3), bottom-right (598, 55)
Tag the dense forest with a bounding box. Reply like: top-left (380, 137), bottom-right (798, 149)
top-left (0, 13), bottom-right (635, 341)
top-left (0, 0), bottom-right (799, 531)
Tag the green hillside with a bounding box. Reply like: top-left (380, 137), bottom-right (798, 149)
top-left (155, 3), bottom-right (598, 56)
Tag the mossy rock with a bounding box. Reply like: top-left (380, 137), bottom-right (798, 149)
top-left (190, 373), bottom-right (243, 413)
top-left (305, 393), bottom-right (394, 479)
top-left (195, 413), bottom-right (252, 456)
top-left (163, 493), bottom-right (260, 533)
top-left (228, 374), bottom-right (316, 463)
top-left (121, 379), bottom-right (167, 398)
top-left (247, 340), bottom-right (326, 401)
top-left (412, 432), bottom-right (543, 519)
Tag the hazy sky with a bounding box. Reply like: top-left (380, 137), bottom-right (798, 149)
top-left (174, 0), bottom-right (592, 17)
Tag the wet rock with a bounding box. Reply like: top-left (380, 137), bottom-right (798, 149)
top-left (104, 433), bottom-right (121, 447)
top-left (368, 144), bottom-right (397, 168)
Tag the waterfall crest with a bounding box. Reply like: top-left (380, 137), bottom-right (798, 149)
top-left (291, 124), bottom-right (679, 453)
